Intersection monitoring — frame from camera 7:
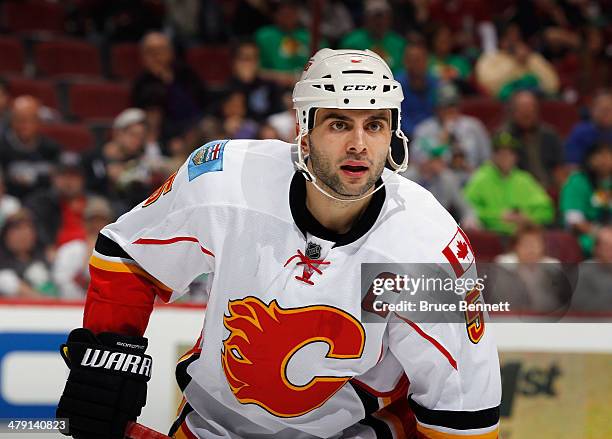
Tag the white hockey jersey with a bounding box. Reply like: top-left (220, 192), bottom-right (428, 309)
top-left (94, 139), bottom-right (501, 439)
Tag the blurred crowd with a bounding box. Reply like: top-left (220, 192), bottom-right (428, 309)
top-left (0, 0), bottom-right (610, 310)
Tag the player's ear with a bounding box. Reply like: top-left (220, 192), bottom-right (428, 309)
top-left (297, 122), bottom-right (310, 155)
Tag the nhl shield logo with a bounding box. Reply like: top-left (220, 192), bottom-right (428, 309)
top-left (305, 242), bottom-right (322, 259)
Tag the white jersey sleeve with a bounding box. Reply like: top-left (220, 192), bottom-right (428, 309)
top-left (100, 140), bottom-right (231, 300)
top-left (387, 222), bottom-right (501, 438)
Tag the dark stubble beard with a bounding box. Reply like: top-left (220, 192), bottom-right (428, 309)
top-left (307, 137), bottom-right (386, 198)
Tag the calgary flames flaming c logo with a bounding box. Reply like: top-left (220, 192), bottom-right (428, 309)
top-left (222, 297), bottom-right (366, 417)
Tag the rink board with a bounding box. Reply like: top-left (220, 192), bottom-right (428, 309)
top-left (0, 301), bottom-right (611, 438)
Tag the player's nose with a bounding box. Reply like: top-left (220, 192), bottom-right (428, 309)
top-left (346, 126), bottom-right (367, 153)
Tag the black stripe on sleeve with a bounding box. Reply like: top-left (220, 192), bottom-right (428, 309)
top-left (408, 395), bottom-right (499, 430)
top-left (349, 381), bottom-right (394, 438)
top-left (349, 381), bottom-right (380, 415)
top-left (168, 401), bottom-right (194, 437)
top-left (94, 233), bottom-right (133, 260)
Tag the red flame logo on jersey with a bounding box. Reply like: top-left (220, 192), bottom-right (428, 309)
top-left (221, 297), bottom-right (365, 417)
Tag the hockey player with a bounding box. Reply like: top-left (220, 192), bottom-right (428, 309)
top-left (56, 49), bottom-right (501, 438)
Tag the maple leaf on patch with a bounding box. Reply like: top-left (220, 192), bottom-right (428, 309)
top-left (456, 241), bottom-right (469, 259)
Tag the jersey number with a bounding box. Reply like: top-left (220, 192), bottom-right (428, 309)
top-left (465, 288), bottom-right (485, 344)
top-left (142, 172), bottom-right (177, 207)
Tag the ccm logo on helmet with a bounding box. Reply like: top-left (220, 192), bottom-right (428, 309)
top-left (343, 85), bottom-right (377, 91)
top-left (80, 348), bottom-right (152, 378)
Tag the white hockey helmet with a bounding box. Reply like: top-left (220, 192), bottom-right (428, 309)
top-left (292, 49), bottom-right (409, 199)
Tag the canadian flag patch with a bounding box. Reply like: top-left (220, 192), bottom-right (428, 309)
top-left (442, 227), bottom-right (475, 277)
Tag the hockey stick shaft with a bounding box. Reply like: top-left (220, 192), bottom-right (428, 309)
top-left (125, 421), bottom-right (171, 439)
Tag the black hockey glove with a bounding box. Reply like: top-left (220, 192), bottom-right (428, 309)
top-left (56, 328), bottom-right (152, 439)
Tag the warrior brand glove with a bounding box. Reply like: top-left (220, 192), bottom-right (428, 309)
top-left (56, 328), bottom-right (152, 439)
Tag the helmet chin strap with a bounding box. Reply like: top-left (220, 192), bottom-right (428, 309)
top-left (293, 127), bottom-right (410, 203)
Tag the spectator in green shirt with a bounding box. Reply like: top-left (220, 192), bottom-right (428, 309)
top-left (427, 25), bottom-right (472, 90)
top-left (464, 131), bottom-right (555, 235)
top-left (560, 143), bottom-right (611, 256)
top-left (339, 0), bottom-right (406, 74)
top-left (255, 1), bottom-right (326, 87)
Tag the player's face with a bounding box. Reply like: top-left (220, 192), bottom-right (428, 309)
top-left (306, 109), bottom-right (391, 197)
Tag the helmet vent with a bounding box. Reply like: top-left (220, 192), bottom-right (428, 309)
top-left (383, 85), bottom-right (390, 92)
top-left (383, 75), bottom-right (389, 79)
top-left (324, 84), bottom-right (335, 91)
top-left (322, 74), bottom-right (331, 78)
top-left (342, 69), bottom-right (373, 74)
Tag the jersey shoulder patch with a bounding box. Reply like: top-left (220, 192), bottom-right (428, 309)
top-left (188, 139), bottom-right (229, 181)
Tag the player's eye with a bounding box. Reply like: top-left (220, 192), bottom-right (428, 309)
top-left (330, 121), bottom-right (347, 131)
top-left (367, 121), bottom-right (384, 132)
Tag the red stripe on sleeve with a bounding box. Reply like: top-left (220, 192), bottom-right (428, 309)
top-left (133, 236), bottom-right (215, 257)
top-left (394, 313), bottom-right (458, 370)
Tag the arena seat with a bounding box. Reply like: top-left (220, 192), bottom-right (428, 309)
top-left (68, 82), bottom-right (130, 121)
top-left (459, 97), bottom-right (505, 133)
top-left (0, 36), bottom-right (25, 74)
top-left (3, 0), bottom-right (65, 34)
top-left (34, 40), bottom-right (102, 78)
top-left (40, 123), bottom-right (95, 152)
top-left (7, 77), bottom-right (59, 109)
top-left (110, 43), bottom-right (143, 80)
top-left (186, 45), bottom-right (232, 86)
top-left (464, 229), bottom-right (505, 262)
top-left (544, 230), bottom-right (583, 263)
top-left (540, 100), bottom-right (580, 138)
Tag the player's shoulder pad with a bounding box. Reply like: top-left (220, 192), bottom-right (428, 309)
top-left (187, 139), bottom-right (230, 181)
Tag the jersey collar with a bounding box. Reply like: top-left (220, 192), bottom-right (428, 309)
top-left (289, 172), bottom-right (386, 248)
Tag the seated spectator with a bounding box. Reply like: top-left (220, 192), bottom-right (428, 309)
top-left (0, 170), bottom-right (20, 230)
top-left (401, 143), bottom-right (479, 229)
top-left (490, 224), bottom-right (568, 314)
top-left (339, 0), bottom-right (406, 74)
top-left (131, 31), bottom-right (207, 141)
top-left (0, 209), bottom-right (55, 298)
top-left (0, 96), bottom-right (61, 198)
top-left (413, 83), bottom-right (491, 174)
top-left (427, 25), bottom-right (472, 92)
top-left (501, 90), bottom-right (564, 189)
top-left (25, 153), bottom-right (88, 250)
top-left (66, 0), bottom-right (164, 42)
top-left (222, 40), bottom-right (284, 122)
top-left (266, 89), bottom-right (297, 143)
top-left (203, 91), bottom-right (259, 140)
top-left (464, 131), bottom-right (555, 235)
top-left (576, 26), bottom-right (610, 96)
top-left (571, 226), bottom-right (612, 313)
top-left (475, 22), bottom-right (560, 100)
top-left (84, 108), bottom-right (165, 214)
top-left (565, 90), bottom-right (612, 166)
top-left (53, 196), bottom-right (114, 299)
top-left (257, 123), bottom-right (281, 140)
top-left (255, 0), bottom-right (326, 86)
top-left (0, 79), bottom-right (9, 136)
top-left (512, 0), bottom-right (584, 62)
top-left (302, 0), bottom-right (354, 47)
top-left (560, 143), bottom-right (611, 257)
top-left (495, 225), bottom-right (559, 264)
top-left (397, 43), bottom-right (439, 137)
